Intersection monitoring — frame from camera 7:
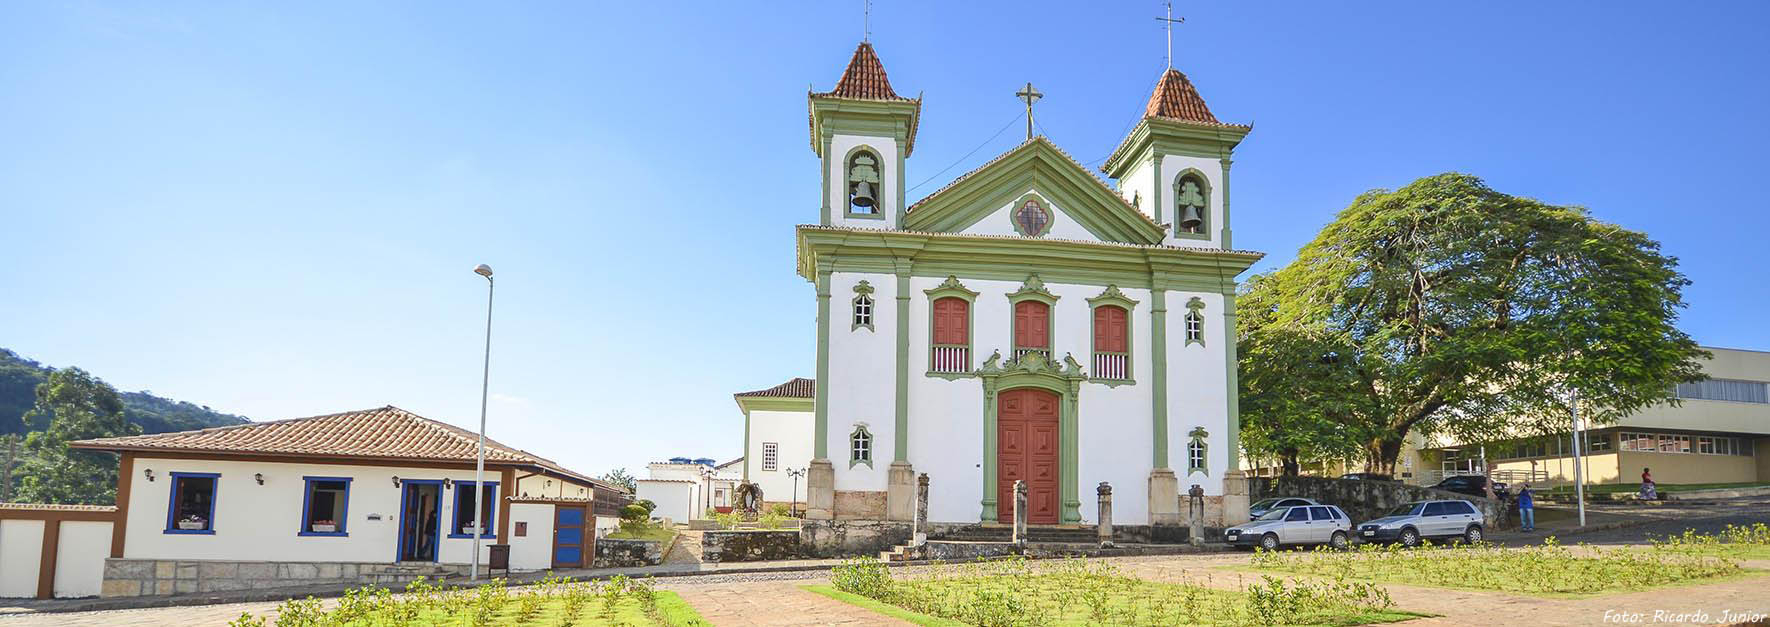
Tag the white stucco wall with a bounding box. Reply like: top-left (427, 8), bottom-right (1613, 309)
top-left (514, 474), bottom-right (595, 501)
top-left (53, 521), bottom-right (109, 598)
top-left (1116, 161), bottom-right (1155, 221)
top-left (634, 481), bottom-right (696, 523)
top-left (506, 503), bottom-right (554, 571)
top-left (746, 409), bottom-right (814, 504)
top-left (827, 271), bottom-right (898, 492)
top-left (1165, 290), bottom-right (1231, 496)
top-left (122, 459), bottom-right (519, 566)
top-left (828, 134), bottom-right (901, 229)
top-left (956, 190), bottom-right (1103, 241)
top-left (0, 519), bottom-right (44, 598)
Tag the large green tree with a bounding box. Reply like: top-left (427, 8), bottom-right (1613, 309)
top-left (1241, 173), bottom-right (1706, 473)
top-left (13, 368), bottom-right (139, 504)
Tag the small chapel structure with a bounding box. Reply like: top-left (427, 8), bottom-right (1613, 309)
top-left (741, 39), bottom-right (1263, 534)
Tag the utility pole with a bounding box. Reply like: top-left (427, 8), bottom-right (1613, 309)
top-left (1571, 391), bottom-right (1587, 527)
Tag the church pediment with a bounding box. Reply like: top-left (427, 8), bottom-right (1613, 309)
top-left (902, 138), bottom-right (1167, 245)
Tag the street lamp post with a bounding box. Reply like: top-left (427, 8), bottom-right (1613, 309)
top-left (470, 264), bottom-right (495, 581)
top-left (1571, 391), bottom-right (1587, 527)
top-left (786, 467), bottom-right (806, 518)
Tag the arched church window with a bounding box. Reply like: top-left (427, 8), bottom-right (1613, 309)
top-left (1012, 195), bottom-right (1052, 237)
top-left (1184, 296), bottom-right (1206, 346)
top-left (851, 280), bottom-right (875, 332)
top-left (847, 151), bottom-right (881, 215)
top-left (1188, 427), bottom-right (1210, 476)
top-left (849, 425), bottom-right (873, 468)
top-left (1173, 173), bottom-right (1209, 237)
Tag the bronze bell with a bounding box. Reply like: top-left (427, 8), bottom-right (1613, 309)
top-left (1179, 205), bottom-right (1203, 231)
top-left (851, 181), bottom-right (877, 208)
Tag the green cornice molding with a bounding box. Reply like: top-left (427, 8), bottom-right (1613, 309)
top-left (902, 140), bottom-right (1165, 245)
top-left (808, 96), bottom-right (921, 158)
top-left (796, 226), bottom-right (1260, 291)
top-left (1101, 118), bottom-right (1250, 180)
top-left (735, 396), bottom-right (815, 414)
top-left (1008, 192), bottom-right (1054, 238)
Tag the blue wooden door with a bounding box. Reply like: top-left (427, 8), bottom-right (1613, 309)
top-left (552, 506), bottom-right (587, 568)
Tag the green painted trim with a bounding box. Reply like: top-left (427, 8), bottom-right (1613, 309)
top-left (977, 352), bottom-right (1087, 524)
top-left (1006, 274), bottom-right (1059, 357)
top-left (808, 96), bottom-right (921, 158)
top-left (742, 407), bottom-right (750, 481)
top-left (1185, 296), bottom-right (1207, 347)
top-left (841, 145), bottom-right (888, 221)
top-left (1218, 157), bottom-right (1233, 250)
top-left (1150, 289), bottom-right (1169, 469)
top-left (820, 145), bottom-right (832, 226)
top-left (851, 280), bottom-right (876, 332)
top-left (1101, 117), bottom-right (1248, 180)
top-left (1008, 192), bottom-right (1054, 237)
top-left (1223, 293), bottom-right (1241, 472)
top-left (894, 270), bottom-right (911, 463)
top-left (924, 275), bottom-right (979, 379)
top-left (901, 139), bottom-right (1166, 245)
top-left (1151, 154), bottom-right (1164, 227)
top-left (849, 424), bottom-right (874, 469)
top-left (796, 226), bottom-right (1261, 292)
top-left (896, 137), bottom-right (908, 226)
top-left (814, 270), bottom-right (832, 460)
top-left (1187, 426), bottom-right (1210, 477)
top-left (1086, 285), bottom-right (1139, 386)
top-left (1171, 168), bottom-right (1212, 241)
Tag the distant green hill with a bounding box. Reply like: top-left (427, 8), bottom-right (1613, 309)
top-left (1, 348), bottom-right (250, 436)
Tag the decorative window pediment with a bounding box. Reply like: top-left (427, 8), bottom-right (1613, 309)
top-left (1187, 426), bottom-right (1209, 476)
top-left (849, 424), bottom-right (874, 468)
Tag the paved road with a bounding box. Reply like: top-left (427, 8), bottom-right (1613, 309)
top-left (1497, 498), bottom-right (1770, 547)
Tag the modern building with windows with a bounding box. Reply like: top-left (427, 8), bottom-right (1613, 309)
top-left (1424, 347), bottom-right (1770, 487)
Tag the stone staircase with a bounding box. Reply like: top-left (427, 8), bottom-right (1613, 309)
top-left (932, 525), bottom-right (1100, 544)
top-left (363, 562), bottom-right (467, 586)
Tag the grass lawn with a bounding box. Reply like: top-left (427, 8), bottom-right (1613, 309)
top-left (1246, 540), bottom-right (1748, 597)
top-left (234, 577), bottom-right (709, 626)
top-left (822, 557), bottom-right (1426, 626)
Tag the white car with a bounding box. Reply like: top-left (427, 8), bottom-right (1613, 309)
top-left (1356, 500), bottom-right (1486, 546)
top-left (1225, 504), bottom-right (1354, 551)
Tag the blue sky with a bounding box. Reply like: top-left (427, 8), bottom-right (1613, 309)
top-left (3, 1), bottom-right (1766, 478)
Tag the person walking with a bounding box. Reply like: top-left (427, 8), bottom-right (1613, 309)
top-left (1517, 483), bottom-right (1536, 532)
top-left (1641, 467), bottom-right (1658, 500)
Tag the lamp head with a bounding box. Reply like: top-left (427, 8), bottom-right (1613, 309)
top-left (473, 264), bottom-right (494, 278)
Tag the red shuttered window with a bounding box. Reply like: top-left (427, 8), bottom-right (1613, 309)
top-left (930, 297), bottom-right (970, 373)
top-left (1013, 300), bottom-right (1050, 361)
top-left (1092, 305), bottom-right (1130, 380)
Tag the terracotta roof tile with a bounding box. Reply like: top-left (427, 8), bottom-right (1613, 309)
top-left (734, 377), bottom-right (815, 399)
top-left (69, 406), bottom-right (615, 491)
top-left (817, 43), bottom-right (908, 101)
top-left (1146, 68), bottom-right (1220, 124)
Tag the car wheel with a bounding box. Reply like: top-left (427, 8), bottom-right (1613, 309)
top-left (1465, 525), bottom-right (1483, 544)
top-left (1330, 531), bottom-right (1350, 550)
top-left (1260, 533), bottom-right (1281, 551)
top-left (1399, 527), bottom-right (1420, 548)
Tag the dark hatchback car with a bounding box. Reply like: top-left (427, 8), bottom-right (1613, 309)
top-left (1339, 473), bottom-right (1397, 482)
top-left (1430, 475), bottom-right (1507, 499)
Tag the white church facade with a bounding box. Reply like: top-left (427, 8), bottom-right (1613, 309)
top-left (741, 42), bottom-right (1261, 530)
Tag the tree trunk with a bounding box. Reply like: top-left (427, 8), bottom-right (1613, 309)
top-left (1365, 436), bottom-right (1405, 476)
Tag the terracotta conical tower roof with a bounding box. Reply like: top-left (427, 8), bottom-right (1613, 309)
top-left (818, 42), bottom-right (909, 101)
top-left (1144, 68), bottom-right (1220, 124)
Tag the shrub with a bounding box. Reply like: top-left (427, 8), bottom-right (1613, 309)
top-left (621, 503), bottom-right (651, 522)
top-left (712, 511), bottom-right (741, 530)
top-left (831, 558), bottom-right (896, 599)
top-left (758, 511), bottom-right (787, 529)
top-left (766, 502), bottom-right (793, 517)
top-left (636, 499), bottom-right (657, 514)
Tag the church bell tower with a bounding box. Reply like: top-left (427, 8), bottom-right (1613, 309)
top-left (809, 42), bottom-right (921, 229)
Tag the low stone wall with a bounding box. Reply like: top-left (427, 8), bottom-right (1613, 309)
top-left (100, 559), bottom-right (465, 598)
top-left (799, 519), bottom-right (912, 558)
top-left (1249, 476), bottom-right (1509, 529)
top-left (923, 541), bottom-right (1023, 561)
top-left (592, 538), bottom-right (663, 568)
top-left (701, 530), bottom-right (800, 563)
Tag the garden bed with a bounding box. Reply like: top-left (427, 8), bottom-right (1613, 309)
top-left (819, 556), bottom-right (1424, 626)
top-left (1248, 537), bottom-right (1748, 597)
top-left (1650, 524), bottom-right (1770, 561)
top-left (225, 575), bottom-right (708, 626)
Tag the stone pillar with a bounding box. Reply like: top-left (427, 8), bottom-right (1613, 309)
top-left (1011, 480), bottom-right (1029, 547)
top-left (1220, 470), bottom-right (1250, 529)
top-left (1148, 468), bottom-right (1180, 526)
top-left (1187, 484), bottom-right (1206, 547)
top-left (913, 473), bottom-right (930, 546)
top-left (806, 459), bottom-right (835, 520)
top-left (887, 462), bottom-right (916, 521)
top-left (1095, 482), bottom-right (1114, 548)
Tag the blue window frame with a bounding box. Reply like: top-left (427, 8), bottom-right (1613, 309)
top-left (448, 481), bottom-right (499, 539)
top-left (298, 476), bottom-right (353, 537)
top-left (164, 472), bottom-right (220, 535)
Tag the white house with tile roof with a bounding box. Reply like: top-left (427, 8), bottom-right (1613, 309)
top-left (734, 377), bottom-right (815, 510)
top-left (777, 42), bottom-right (1262, 531)
top-left (61, 406), bottom-right (626, 598)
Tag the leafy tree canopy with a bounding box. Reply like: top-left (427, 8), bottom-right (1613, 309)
top-left (600, 467), bottom-right (637, 493)
top-left (15, 367), bottom-right (140, 504)
top-left (1240, 173), bottom-right (1706, 472)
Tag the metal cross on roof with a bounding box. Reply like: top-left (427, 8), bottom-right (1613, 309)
top-left (1016, 82), bottom-right (1043, 140)
top-left (1156, 1), bottom-right (1186, 69)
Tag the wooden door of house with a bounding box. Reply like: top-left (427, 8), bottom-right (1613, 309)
top-left (552, 505), bottom-right (589, 568)
top-left (997, 387), bottom-right (1060, 524)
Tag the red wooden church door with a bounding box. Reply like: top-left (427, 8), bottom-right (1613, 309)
top-left (997, 387), bottom-right (1060, 524)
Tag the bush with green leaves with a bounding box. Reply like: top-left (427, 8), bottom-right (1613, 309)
top-left (1252, 536), bottom-right (1740, 595)
top-left (236, 575), bottom-right (706, 626)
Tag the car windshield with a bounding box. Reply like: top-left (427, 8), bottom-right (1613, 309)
top-left (1387, 502), bottom-right (1424, 517)
top-left (1255, 507), bottom-right (1291, 521)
